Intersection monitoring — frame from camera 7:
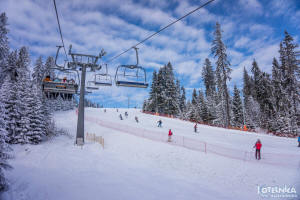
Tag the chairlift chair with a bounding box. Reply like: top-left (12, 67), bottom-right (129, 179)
top-left (94, 64), bottom-right (112, 86)
top-left (114, 47), bottom-right (148, 88)
top-left (86, 81), bottom-right (99, 90)
top-left (42, 67), bottom-right (79, 100)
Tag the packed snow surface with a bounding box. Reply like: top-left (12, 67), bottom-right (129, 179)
top-left (2, 108), bottom-right (300, 200)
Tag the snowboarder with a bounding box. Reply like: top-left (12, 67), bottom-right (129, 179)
top-left (253, 139), bottom-right (262, 160)
top-left (135, 116), bottom-right (139, 123)
top-left (168, 129), bottom-right (173, 142)
top-left (298, 135), bottom-right (300, 147)
top-left (157, 119), bottom-right (162, 127)
top-left (125, 111), bottom-right (128, 118)
top-left (119, 114), bottom-right (123, 120)
top-left (194, 123), bottom-right (197, 133)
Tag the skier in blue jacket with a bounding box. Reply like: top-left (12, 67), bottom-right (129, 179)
top-left (298, 135), bottom-right (300, 147)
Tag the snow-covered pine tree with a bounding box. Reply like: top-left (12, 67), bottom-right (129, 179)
top-left (15, 47), bottom-right (32, 144)
top-left (211, 22), bottom-right (232, 128)
top-left (164, 62), bottom-right (179, 116)
top-left (179, 86), bottom-right (186, 116)
top-left (0, 12), bottom-right (9, 87)
top-left (202, 58), bottom-right (216, 97)
top-left (198, 90), bottom-right (209, 122)
top-left (0, 101), bottom-right (11, 192)
top-left (27, 85), bottom-right (46, 144)
top-left (243, 68), bottom-right (259, 129)
top-left (251, 59), bottom-right (262, 102)
top-left (251, 59), bottom-right (275, 129)
top-left (232, 85), bottom-right (244, 127)
top-left (202, 58), bottom-right (217, 123)
top-left (190, 88), bottom-right (199, 121)
top-left (175, 79), bottom-right (181, 116)
top-left (32, 56), bottom-right (44, 89)
top-left (0, 51), bottom-right (21, 144)
top-left (156, 67), bottom-right (166, 113)
top-left (280, 31), bottom-right (299, 134)
top-left (270, 58), bottom-right (289, 132)
top-left (147, 70), bottom-right (159, 112)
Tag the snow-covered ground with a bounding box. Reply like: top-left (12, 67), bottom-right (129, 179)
top-left (2, 108), bottom-right (300, 200)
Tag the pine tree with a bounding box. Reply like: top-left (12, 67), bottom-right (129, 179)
top-left (198, 90), bottom-right (209, 122)
top-left (179, 86), bottom-right (186, 114)
top-left (0, 12), bottom-right (9, 87)
top-left (164, 62), bottom-right (179, 115)
top-left (147, 70), bottom-right (159, 112)
top-left (211, 22), bottom-right (232, 127)
top-left (232, 85), bottom-right (244, 127)
top-left (32, 56), bottom-right (44, 89)
top-left (280, 31), bottom-right (299, 134)
top-left (0, 101), bottom-right (11, 192)
top-left (27, 85), bottom-right (46, 144)
top-left (243, 68), bottom-right (259, 129)
top-left (202, 58), bottom-right (216, 97)
top-left (190, 89), bottom-right (199, 121)
top-left (15, 47), bottom-right (32, 144)
top-left (0, 76), bottom-right (20, 144)
top-left (251, 59), bottom-right (262, 101)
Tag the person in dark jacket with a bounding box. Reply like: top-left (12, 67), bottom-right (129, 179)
top-left (157, 120), bottom-right (162, 127)
top-left (253, 139), bottom-right (262, 160)
top-left (119, 114), bottom-right (123, 120)
top-left (135, 116), bottom-right (139, 123)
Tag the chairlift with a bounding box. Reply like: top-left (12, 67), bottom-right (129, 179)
top-left (42, 67), bottom-right (79, 100)
top-left (94, 64), bottom-right (112, 86)
top-left (86, 81), bottom-right (99, 90)
top-left (115, 47), bottom-right (148, 88)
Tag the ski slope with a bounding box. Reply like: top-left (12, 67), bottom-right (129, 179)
top-left (2, 108), bottom-right (300, 200)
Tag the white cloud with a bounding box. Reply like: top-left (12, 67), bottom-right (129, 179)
top-left (238, 0), bottom-right (263, 15)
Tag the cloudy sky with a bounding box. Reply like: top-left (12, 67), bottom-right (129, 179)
top-left (1, 0), bottom-right (299, 107)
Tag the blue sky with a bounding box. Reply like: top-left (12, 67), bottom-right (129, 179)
top-left (1, 0), bottom-right (299, 108)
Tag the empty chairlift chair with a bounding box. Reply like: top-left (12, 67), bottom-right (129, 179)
top-left (114, 47), bottom-right (149, 88)
top-left (86, 81), bottom-right (99, 90)
top-left (94, 64), bottom-right (112, 86)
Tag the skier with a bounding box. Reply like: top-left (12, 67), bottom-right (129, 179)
top-left (253, 139), bottom-right (262, 160)
top-left (194, 123), bottom-right (197, 133)
top-left (135, 116), bottom-right (139, 123)
top-left (119, 114), bottom-right (123, 120)
top-left (104, 109), bottom-right (106, 113)
top-left (168, 129), bottom-right (173, 142)
top-left (125, 111), bottom-right (128, 118)
top-left (157, 119), bottom-right (162, 127)
top-left (298, 135), bottom-right (300, 147)
top-left (117, 109), bottom-right (119, 112)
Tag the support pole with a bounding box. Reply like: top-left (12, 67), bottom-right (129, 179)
top-left (76, 65), bottom-right (86, 144)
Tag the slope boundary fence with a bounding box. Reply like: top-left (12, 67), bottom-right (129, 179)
top-left (86, 132), bottom-right (104, 149)
top-left (83, 113), bottom-right (300, 169)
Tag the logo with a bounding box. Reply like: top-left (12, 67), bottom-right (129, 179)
top-left (257, 185), bottom-right (298, 198)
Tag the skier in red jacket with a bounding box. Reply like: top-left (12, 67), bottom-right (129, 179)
top-left (168, 129), bottom-right (173, 142)
top-left (253, 139), bottom-right (262, 160)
